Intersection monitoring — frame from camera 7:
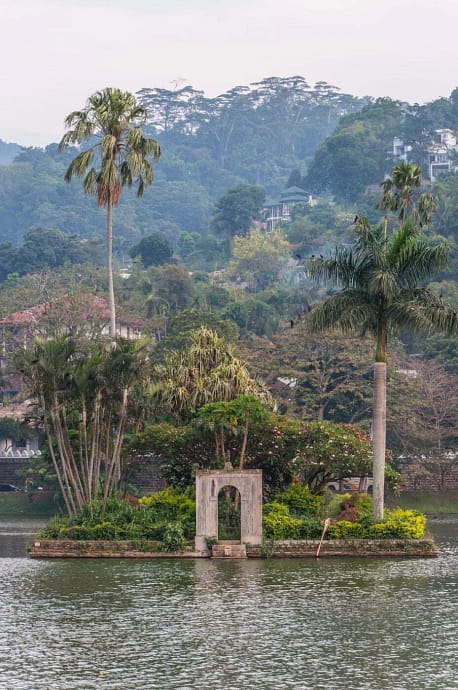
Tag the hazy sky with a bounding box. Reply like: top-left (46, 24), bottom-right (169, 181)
top-left (2, 0), bottom-right (458, 146)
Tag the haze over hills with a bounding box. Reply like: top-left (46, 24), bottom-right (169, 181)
top-left (1, 76), bottom-right (458, 255)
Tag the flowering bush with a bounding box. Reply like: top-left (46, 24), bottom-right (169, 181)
top-left (367, 509), bottom-right (426, 539)
top-left (327, 508), bottom-right (426, 540)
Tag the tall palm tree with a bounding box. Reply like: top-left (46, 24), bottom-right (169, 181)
top-left (306, 217), bottom-right (456, 519)
top-left (59, 88), bottom-right (160, 335)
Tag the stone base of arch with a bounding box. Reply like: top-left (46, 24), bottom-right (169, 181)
top-left (194, 468), bottom-right (263, 552)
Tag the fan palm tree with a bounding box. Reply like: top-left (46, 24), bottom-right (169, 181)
top-left (377, 161), bottom-right (436, 227)
top-left (59, 88), bottom-right (160, 336)
top-left (306, 217), bottom-right (456, 519)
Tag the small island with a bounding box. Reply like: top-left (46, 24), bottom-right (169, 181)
top-left (29, 477), bottom-right (438, 559)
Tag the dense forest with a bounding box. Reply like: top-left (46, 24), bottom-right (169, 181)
top-left (0, 76), bottom-right (457, 487)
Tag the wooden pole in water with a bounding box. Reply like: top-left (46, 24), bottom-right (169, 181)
top-left (316, 518), bottom-right (331, 558)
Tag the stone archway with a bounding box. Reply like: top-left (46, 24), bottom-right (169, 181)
top-left (195, 466), bottom-right (262, 551)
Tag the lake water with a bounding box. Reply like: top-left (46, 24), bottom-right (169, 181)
top-left (0, 517), bottom-right (457, 690)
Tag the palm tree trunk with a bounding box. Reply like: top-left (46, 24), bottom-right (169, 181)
top-left (107, 197), bottom-right (116, 337)
top-left (372, 362), bottom-right (386, 521)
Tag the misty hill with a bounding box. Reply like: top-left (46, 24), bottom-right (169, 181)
top-left (0, 139), bottom-right (21, 165)
top-left (0, 77), bottom-right (366, 246)
top-left (1, 77), bottom-right (458, 250)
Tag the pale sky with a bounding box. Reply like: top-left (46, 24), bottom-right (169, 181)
top-left (2, 0), bottom-right (458, 146)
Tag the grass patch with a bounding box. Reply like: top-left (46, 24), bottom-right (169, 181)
top-left (391, 491), bottom-right (458, 515)
top-left (0, 492), bottom-right (57, 518)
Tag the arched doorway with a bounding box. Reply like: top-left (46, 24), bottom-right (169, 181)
top-left (195, 466), bottom-right (263, 551)
top-left (218, 485), bottom-right (241, 542)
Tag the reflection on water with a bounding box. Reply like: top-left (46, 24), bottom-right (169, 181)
top-left (0, 518), bottom-right (47, 558)
top-left (0, 518), bottom-right (457, 690)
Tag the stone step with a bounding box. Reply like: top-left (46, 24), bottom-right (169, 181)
top-left (211, 543), bottom-right (247, 559)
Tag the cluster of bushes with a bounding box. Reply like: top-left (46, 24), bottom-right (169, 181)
top-left (263, 484), bottom-right (324, 539)
top-left (38, 488), bottom-right (195, 552)
top-left (38, 484), bottom-right (426, 550)
top-left (326, 508), bottom-right (426, 540)
top-left (262, 485), bottom-right (426, 540)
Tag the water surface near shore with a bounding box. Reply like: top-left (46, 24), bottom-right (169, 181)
top-left (0, 517), bottom-right (457, 690)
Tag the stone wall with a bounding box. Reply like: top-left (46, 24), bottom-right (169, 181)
top-left (396, 456), bottom-right (458, 492)
top-left (124, 454), bottom-right (167, 495)
top-left (29, 537), bottom-right (439, 559)
top-left (247, 538), bottom-right (439, 558)
top-left (0, 457), bottom-right (30, 486)
top-left (29, 540), bottom-right (199, 558)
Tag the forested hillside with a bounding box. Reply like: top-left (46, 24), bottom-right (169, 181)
top-left (0, 77), bottom-right (365, 246)
top-left (0, 77), bottom-right (456, 480)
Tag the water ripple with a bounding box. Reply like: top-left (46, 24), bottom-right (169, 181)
top-left (0, 520), bottom-right (457, 689)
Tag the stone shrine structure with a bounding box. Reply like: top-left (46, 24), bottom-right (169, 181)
top-left (194, 465), bottom-right (263, 552)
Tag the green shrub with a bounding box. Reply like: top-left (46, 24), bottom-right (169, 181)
top-left (90, 522), bottom-right (117, 540)
top-left (38, 516), bottom-right (67, 539)
top-left (326, 508), bottom-right (426, 540)
top-left (159, 522), bottom-right (186, 552)
top-left (326, 520), bottom-right (366, 539)
top-left (263, 501), bottom-right (289, 516)
top-left (263, 502), bottom-right (302, 539)
top-left (352, 492), bottom-right (372, 515)
top-left (367, 509), bottom-right (426, 539)
top-left (38, 489), bottom-right (197, 543)
top-left (58, 525), bottom-right (95, 540)
top-left (325, 491), bottom-right (352, 517)
top-left (297, 517), bottom-right (323, 539)
top-left (274, 483), bottom-right (323, 517)
top-left (324, 491), bottom-right (372, 518)
top-left (139, 487), bottom-right (196, 539)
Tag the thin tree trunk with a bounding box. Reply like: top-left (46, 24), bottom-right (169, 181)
top-left (89, 392), bottom-right (102, 504)
top-left (214, 431), bottom-right (221, 461)
top-left (107, 197), bottom-right (116, 337)
top-left (239, 421), bottom-right (249, 469)
top-left (372, 362), bottom-right (386, 521)
top-left (51, 407), bottom-right (85, 509)
top-left (105, 387), bottom-right (129, 503)
top-left (42, 407), bottom-right (75, 516)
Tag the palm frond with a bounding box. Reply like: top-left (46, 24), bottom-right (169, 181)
top-left (354, 218), bottom-right (386, 269)
top-left (82, 168), bottom-right (98, 196)
top-left (306, 249), bottom-right (357, 288)
top-left (395, 239), bottom-right (450, 286)
top-left (367, 269), bottom-right (398, 300)
top-left (306, 291), bottom-right (376, 335)
top-left (63, 149), bottom-right (94, 182)
top-left (390, 289), bottom-right (457, 335)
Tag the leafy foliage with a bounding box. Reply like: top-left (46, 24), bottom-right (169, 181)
top-left (273, 483), bottom-right (324, 516)
top-left (327, 508), bottom-right (426, 539)
top-left (129, 232), bottom-right (173, 267)
top-left (38, 488), bottom-right (196, 544)
top-left (290, 422), bottom-right (373, 493)
top-left (154, 327), bottom-right (270, 421)
top-left (17, 334), bottom-right (149, 515)
top-left (306, 98), bottom-right (403, 200)
top-left (211, 184), bottom-right (266, 241)
top-left (127, 413), bottom-right (376, 497)
top-left (225, 228), bottom-right (291, 292)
